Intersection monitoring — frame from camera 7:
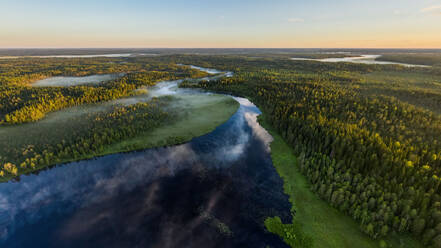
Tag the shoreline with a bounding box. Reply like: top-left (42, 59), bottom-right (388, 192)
top-left (258, 114), bottom-right (423, 248)
top-left (1, 94), bottom-right (239, 183)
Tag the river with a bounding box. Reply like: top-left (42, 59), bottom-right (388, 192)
top-left (0, 67), bottom-right (291, 248)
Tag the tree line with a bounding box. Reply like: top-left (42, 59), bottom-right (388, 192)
top-left (179, 55), bottom-right (441, 247)
top-left (0, 57), bottom-right (207, 124)
top-left (0, 97), bottom-right (176, 182)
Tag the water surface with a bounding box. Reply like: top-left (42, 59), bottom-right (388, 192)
top-left (0, 97), bottom-right (291, 248)
top-left (0, 67), bottom-right (291, 248)
top-left (291, 54), bottom-right (429, 67)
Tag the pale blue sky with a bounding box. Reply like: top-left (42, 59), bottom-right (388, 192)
top-left (0, 0), bottom-right (440, 48)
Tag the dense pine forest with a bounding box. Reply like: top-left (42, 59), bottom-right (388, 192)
top-left (3, 0), bottom-right (441, 247)
top-left (0, 97), bottom-right (177, 180)
top-left (0, 57), bottom-right (207, 124)
top-left (1, 53), bottom-right (441, 247)
top-left (177, 54), bottom-right (441, 247)
top-left (0, 57), bottom-right (211, 181)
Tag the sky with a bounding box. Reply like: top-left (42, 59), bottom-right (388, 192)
top-left (0, 0), bottom-right (440, 48)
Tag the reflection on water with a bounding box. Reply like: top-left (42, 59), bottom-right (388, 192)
top-left (0, 97), bottom-right (291, 248)
top-left (32, 73), bottom-right (125, 87)
top-left (291, 54), bottom-right (429, 67)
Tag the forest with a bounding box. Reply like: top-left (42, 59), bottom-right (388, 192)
top-left (0, 57), bottom-right (207, 124)
top-left (1, 97), bottom-right (181, 181)
top-left (377, 53), bottom-right (441, 67)
top-left (1, 53), bottom-right (441, 247)
top-left (0, 57), bottom-right (210, 181)
top-left (177, 54), bottom-right (441, 247)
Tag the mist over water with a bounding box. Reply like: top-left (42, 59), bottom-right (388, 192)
top-left (188, 65), bottom-right (222, 74)
top-left (0, 96), bottom-right (290, 248)
top-left (0, 66), bottom-right (232, 149)
top-left (112, 66), bottom-right (233, 106)
top-left (0, 66), bottom-right (291, 247)
top-left (178, 64), bottom-right (234, 79)
top-left (32, 73), bottom-right (125, 87)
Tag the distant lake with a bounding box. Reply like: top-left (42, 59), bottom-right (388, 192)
top-left (0, 54), bottom-right (157, 59)
top-left (291, 55), bottom-right (429, 67)
top-left (32, 74), bottom-right (125, 87)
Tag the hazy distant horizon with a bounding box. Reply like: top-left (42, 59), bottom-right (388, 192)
top-left (1, 47), bottom-right (441, 50)
top-left (1, 0), bottom-right (441, 48)
top-left (1, 47), bottom-right (441, 57)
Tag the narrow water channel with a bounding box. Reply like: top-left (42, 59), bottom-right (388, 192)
top-left (0, 67), bottom-right (291, 248)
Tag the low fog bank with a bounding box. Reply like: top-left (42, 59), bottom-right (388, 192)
top-left (32, 74), bottom-right (125, 87)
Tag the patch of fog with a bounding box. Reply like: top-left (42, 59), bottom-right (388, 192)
top-left (110, 80), bottom-right (184, 106)
top-left (32, 73), bottom-right (125, 87)
top-left (0, 65), bottom-right (235, 141)
top-left (188, 65), bottom-right (222, 74)
top-left (177, 64), bottom-right (234, 78)
top-left (244, 112), bottom-right (273, 151)
top-left (208, 97), bottom-right (273, 165)
top-left (233, 97), bottom-right (255, 107)
top-left (39, 104), bottom-right (113, 123)
top-left (111, 65), bottom-right (234, 106)
top-left (234, 97), bottom-right (273, 152)
top-left (148, 80), bottom-right (182, 97)
top-left (0, 65), bottom-right (236, 142)
top-left (291, 54), bottom-right (430, 67)
top-left (19, 76), bottom-right (204, 126)
top-left (197, 73), bottom-right (233, 82)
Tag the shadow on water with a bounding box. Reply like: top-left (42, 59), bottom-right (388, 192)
top-left (0, 97), bottom-right (291, 248)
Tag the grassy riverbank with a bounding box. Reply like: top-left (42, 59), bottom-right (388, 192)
top-left (259, 116), bottom-right (423, 248)
top-left (0, 94), bottom-right (239, 182)
top-left (101, 94), bottom-right (239, 154)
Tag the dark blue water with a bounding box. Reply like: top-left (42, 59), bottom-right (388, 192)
top-left (0, 97), bottom-right (291, 248)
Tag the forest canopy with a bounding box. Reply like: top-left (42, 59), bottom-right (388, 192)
top-left (178, 54), bottom-right (441, 247)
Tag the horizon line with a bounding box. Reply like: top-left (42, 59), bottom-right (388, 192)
top-left (1, 47), bottom-right (441, 50)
